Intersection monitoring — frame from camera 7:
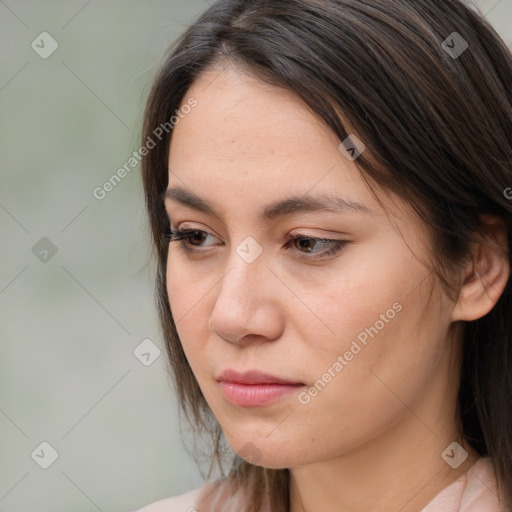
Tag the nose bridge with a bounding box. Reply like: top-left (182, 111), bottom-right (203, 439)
top-left (218, 238), bottom-right (266, 307)
top-left (208, 237), bottom-right (277, 341)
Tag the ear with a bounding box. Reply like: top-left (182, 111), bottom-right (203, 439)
top-left (451, 215), bottom-right (510, 322)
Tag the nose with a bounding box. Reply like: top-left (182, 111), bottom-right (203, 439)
top-left (208, 253), bottom-right (284, 345)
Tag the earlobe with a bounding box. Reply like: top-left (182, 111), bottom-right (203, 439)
top-left (451, 216), bottom-right (510, 323)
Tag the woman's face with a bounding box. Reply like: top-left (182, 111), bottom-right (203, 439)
top-left (164, 63), bottom-right (462, 469)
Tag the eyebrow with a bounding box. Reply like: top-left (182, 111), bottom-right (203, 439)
top-left (162, 186), bottom-right (373, 220)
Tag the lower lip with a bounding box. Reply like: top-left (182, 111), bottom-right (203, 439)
top-left (219, 382), bottom-right (304, 407)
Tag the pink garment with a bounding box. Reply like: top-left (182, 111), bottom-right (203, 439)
top-left (421, 457), bottom-right (507, 512)
top-left (132, 457), bottom-right (509, 511)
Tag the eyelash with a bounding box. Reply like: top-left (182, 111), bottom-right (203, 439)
top-left (164, 227), bottom-right (348, 260)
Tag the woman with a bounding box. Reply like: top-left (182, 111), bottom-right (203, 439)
top-left (134, 0), bottom-right (512, 510)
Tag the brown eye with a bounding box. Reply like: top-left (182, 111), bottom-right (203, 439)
top-left (166, 228), bottom-right (220, 252)
top-left (187, 230), bottom-right (208, 246)
top-left (286, 234), bottom-right (349, 259)
top-left (292, 237), bottom-right (319, 253)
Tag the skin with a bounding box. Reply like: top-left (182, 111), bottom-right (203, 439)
top-left (163, 62), bottom-right (509, 512)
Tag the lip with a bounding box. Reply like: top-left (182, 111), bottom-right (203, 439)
top-left (216, 369), bottom-right (304, 385)
top-left (217, 369), bottom-right (305, 407)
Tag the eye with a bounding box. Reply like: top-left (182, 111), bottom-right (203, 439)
top-left (285, 233), bottom-right (348, 259)
top-left (165, 227), bottom-right (348, 260)
top-left (165, 227), bottom-right (219, 251)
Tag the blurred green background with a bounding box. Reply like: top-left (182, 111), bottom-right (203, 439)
top-left (1, 1), bottom-right (511, 511)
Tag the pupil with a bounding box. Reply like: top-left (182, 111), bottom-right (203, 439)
top-left (192, 231), bottom-right (204, 244)
top-left (299, 238), bottom-right (313, 251)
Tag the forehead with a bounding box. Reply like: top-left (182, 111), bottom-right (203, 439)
top-left (166, 66), bottom-right (409, 226)
top-left (170, 66), bottom-right (338, 164)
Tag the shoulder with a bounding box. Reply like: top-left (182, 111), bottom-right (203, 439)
top-left (130, 480), bottom-right (221, 512)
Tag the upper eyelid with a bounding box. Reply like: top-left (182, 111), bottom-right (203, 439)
top-left (168, 216), bottom-right (349, 238)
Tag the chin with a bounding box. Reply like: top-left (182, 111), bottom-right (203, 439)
top-left (226, 434), bottom-right (308, 469)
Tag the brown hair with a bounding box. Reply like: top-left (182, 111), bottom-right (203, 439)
top-left (141, 1), bottom-right (512, 510)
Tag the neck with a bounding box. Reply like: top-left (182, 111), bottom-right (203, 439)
top-left (288, 423), bottom-right (479, 512)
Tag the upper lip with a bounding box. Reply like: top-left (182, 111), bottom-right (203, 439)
top-left (217, 369), bottom-right (304, 386)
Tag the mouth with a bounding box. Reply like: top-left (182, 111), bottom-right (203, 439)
top-left (216, 369), bottom-right (306, 407)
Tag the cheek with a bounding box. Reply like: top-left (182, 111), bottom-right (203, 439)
top-left (165, 256), bottom-right (209, 363)
top-left (165, 248), bottom-right (209, 322)
top-left (295, 253), bottom-right (442, 397)
top-left (288, 254), bottom-right (409, 354)
top-left (297, 277), bottom-right (449, 426)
